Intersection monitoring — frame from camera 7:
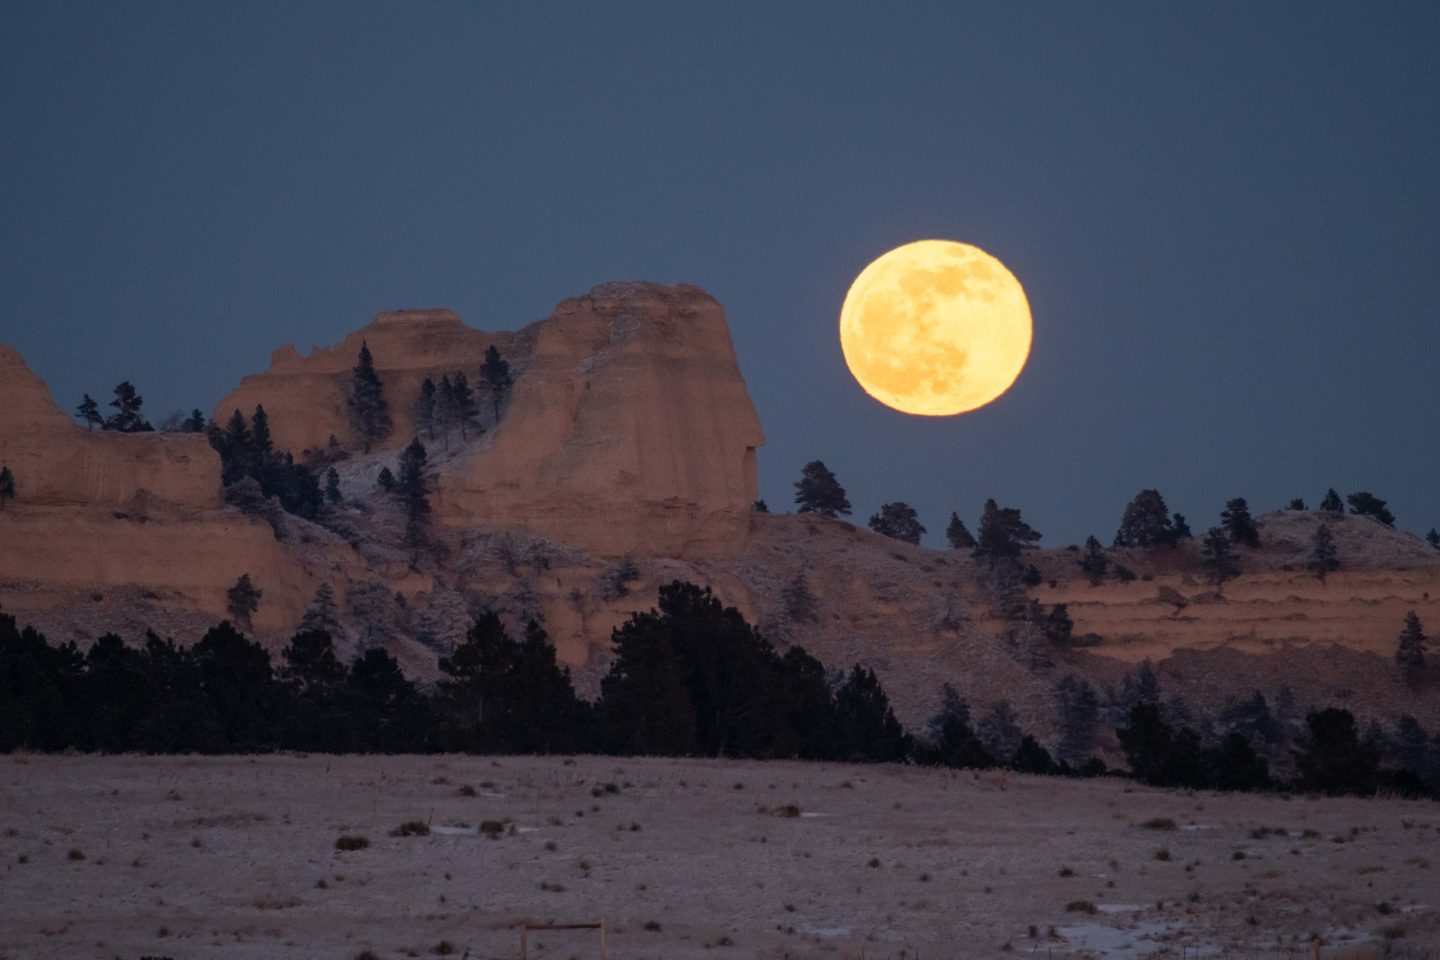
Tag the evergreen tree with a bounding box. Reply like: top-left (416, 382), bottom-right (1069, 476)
top-left (1118, 702), bottom-right (1203, 788)
top-left (1319, 488), bottom-right (1344, 513)
top-left (192, 621), bottom-right (281, 749)
top-left (377, 466), bottom-right (397, 492)
top-left (1201, 527), bottom-right (1239, 583)
top-left (1205, 732), bottom-right (1272, 791)
top-left (753, 499), bottom-right (769, 513)
top-left (1346, 491), bottom-right (1395, 526)
top-left (76, 393), bottom-right (103, 430)
top-left (1053, 674), bottom-right (1100, 765)
top-left (346, 341), bottom-right (392, 452)
top-left (1170, 513), bottom-right (1192, 540)
top-left (280, 629), bottom-right (346, 693)
top-left (977, 700), bottom-right (1023, 761)
top-left (1396, 611), bottom-right (1427, 683)
top-left (1219, 690), bottom-right (1281, 745)
top-left (1307, 524), bottom-right (1339, 581)
top-left (1114, 489), bottom-right (1179, 547)
top-left (298, 582), bottom-right (341, 636)
top-left (414, 378), bottom-right (437, 440)
top-left (395, 439), bottom-right (431, 546)
top-left (793, 460), bottom-right (851, 518)
top-left (212, 409), bottom-right (253, 485)
top-left (250, 405), bottom-right (273, 458)
top-left (226, 574), bottom-right (262, 629)
top-left (832, 665), bottom-right (910, 763)
top-left (918, 684), bottom-right (992, 769)
top-left (973, 499), bottom-right (1041, 565)
top-left (184, 409), bottom-right (207, 433)
top-left (1079, 535), bottom-right (1109, 583)
top-left (479, 345), bottom-right (513, 422)
top-left (344, 646), bottom-right (431, 752)
top-left (324, 467), bottom-right (342, 504)
top-left (1292, 707), bottom-right (1380, 796)
top-left (0, 466), bottom-right (13, 511)
top-left (1392, 715), bottom-right (1428, 779)
top-left (1427, 529), bottom-right (1440, 550)
top-left (105, 381), bottom-right (152, 432)
top-left (450, 372), bottom-right (478, 439)
top-left (945, 512), bottom-right (976, 550)
top-left (1009, 735), bottom-right (1056, 774)
top-left (780, 572), bottom-right (818, 623)
top-left (1221, 497), bottom-right (1260, 547)
top-left (868, 501), bottom-right (925, 544)
top-left (1287, 498), bottom-right (1307, 511)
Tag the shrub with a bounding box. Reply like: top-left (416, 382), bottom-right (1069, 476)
top-left (335, 835), bottom-right (369, 851)
top-left (1065, 900), bottom-right (1097, 914)
top-left (1142, 817), bottom-right (1177, 830)
top-left (390, 821), bottom-right (430, 837)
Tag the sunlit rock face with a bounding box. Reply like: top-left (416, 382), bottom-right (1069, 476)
top-left (214, 283), bottom-right (766, 558)
top-left (0, 345), bottom-right (221, 509)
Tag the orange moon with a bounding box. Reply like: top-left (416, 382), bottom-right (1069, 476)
top-left (839, 240), bottom-right (1033, 416)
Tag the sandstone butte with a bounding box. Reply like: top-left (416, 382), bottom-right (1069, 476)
top-left (2, 280), bottom-right (1438, 735)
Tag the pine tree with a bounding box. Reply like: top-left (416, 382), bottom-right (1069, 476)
top-left (450, 372), bottom-right (478, 439)
top-left (781, 572), bottom-right (818, 623)
top-left (977, 700), bottom-right (1023, 761)
top-left (1307, 523), bottom-right (1339, 581)
top-left (346, 341), bottom-right (391, 452)
top-left (377, 466), bottom-right (396, 492)
top-left (250, 405), bottom-right (273, 458)
top-left (0, 465), bottom-right (14, 510)
top-left (1346, 491), bottom-right (1395, 526)
top-left (106, 381), bottom-right (152, 432)
top-left (1427, 529), bottom-right (1440, 550)
top-left (75, 394), bottom-right (103, 430)
top-left (184, 409), bottom-right (207, 433)
top-left (1114, 489), bottom-right (1177, 547)
top-left (1319, 489), bottom-right (1344, 513)
top-left (1221, 498), bottom-right (1260, 547)
top-left (832, 665), bottom-right (910, 762)
top-left (414, 378), bottom-right (437, 439)
top-left (1292, 708), bottom-right (1379, 796)
top-left (973, 499), bottom-right (1041, 565)
top-left (298, 582), bottom-right (341, 636)
top-left (480, 345), bottom-right (513, 422)
top-left (1201, 527), bottom-right (1239, 583)
top-left (945, 512), bottom-right (976, 550)
top-left (1053, 674), bottom-right (1100, 764)
top-left (1170, 513), bottom-right (1192, 540)
top-left (1396, 611), bottom-right (1427, 684)
top-left (396, 438), bottom-right (431, 546)
top-left (793, 461), bottom-right (851, 518)
top-left (753, 499), bottom-right (769, 513)
top-left (868, 502), bottom-right (925, 544)
top-left (1287, 498), bottom-right (1307, 511)
top-left (324, 468), bottom-right (342, 504)
top-left (1080, 535), bottom-right (1109, 583)
top-left (226, 574), bottom-right (262, 629)
top-left (920, 684), bottom-right (991, 769)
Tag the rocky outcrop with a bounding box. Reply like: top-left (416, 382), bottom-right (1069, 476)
top-left (218, 283), bottom-right (766, 558)
top-left (0, 346), bottom-right (221, 509)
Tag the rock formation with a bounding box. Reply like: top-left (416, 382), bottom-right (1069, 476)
top-left (216, 283), bottom-right (765, 558)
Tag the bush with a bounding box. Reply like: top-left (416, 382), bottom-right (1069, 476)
top-left (335, 835), bottom-right (369, 851)
top-left (390, 821), bottom-right (430, 837)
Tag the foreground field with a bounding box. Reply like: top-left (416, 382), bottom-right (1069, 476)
top-left (0, 755), bottom-right (1436, 960)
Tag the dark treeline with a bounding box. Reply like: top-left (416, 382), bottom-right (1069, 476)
top-left (1, 583), bottom-right (1435, 799)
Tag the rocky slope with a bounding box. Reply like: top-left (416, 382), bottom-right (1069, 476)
top-left (3, 284), bottom-right (1438, 741)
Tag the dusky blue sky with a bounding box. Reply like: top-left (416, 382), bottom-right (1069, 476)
top-left (2, 2), bottom-right (1437, 547)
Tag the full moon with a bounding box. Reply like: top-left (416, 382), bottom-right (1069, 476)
top-left (840, 240), bottom-right (1032, 416)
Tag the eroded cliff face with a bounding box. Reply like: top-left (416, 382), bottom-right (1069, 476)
top-left (0, 346), bottom-right (221, 509)
top-left (218, 283), bottom-right (766, 558)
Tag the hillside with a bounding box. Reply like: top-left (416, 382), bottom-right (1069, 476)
top-left (2, 283), bottom-right (1438, 748)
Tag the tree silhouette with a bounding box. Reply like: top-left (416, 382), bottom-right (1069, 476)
top-left (832, 665), bottom-right (910, 763)
top-left (793, 461), bottom-right (851, 518)
top-left (1319, 489), bottom-right (1344, 513)
top-left (1287, 498), bottom-right (1307, 511)
top-left (75, 394), bottom-right (102, 430)
top-left (1346, 491), bottom-right (1395, 526)
top-left (973, 499), bottom-right (1041, 565)
top-left (377, 466), bottom-right (396, 492)
top-left (917, 684), bottom-right (991, 769)
top-left (450, 372), bottom-right (478, 439)
top-left (1201, 527), bottom-right (1239, 583)
top-left (1114, 489), bottom-right (1179, 547)
top-left (105, 381), bottom-right (152, 432)
top-left (1080, 535), bottom-right (1109, 584)
top-left (1395, 611), bottom-right (1427, 684)
top-left (1053, 674), bottom-right (1100, 765)
top-left (324, 467), bottom-right (342, 504)
top-left (396, 439), bottom-right (431, 547)
top-left (225, 574), bottom-right (262, 629)
top-left (868, 501), bottom-right (925, 544)
top-left (945, 512), bottom-right (976, 550)
top-left (1427, 529), bottom-right (1440, 550)
top-left (1307, 524), bottom-right (1339, 581)
top-left (0, 466), bottom-right (13, 511)
top-left (480, 345), bottom-right (513, 423)
top-left (346, 341), bottom-right (392, 452)
top-left (184, 409), bottom-right (207, 433)
top-left (1220, 498), bottom-right (1260, 547)
top-left (299, 582), bottom-right (341, 636)
top-left (250, 405), bottom-right (273, 458)
top-left (414, 378), bottom-right (437, 440)
top-left (1293, 708), bottom-right (1379, 796)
